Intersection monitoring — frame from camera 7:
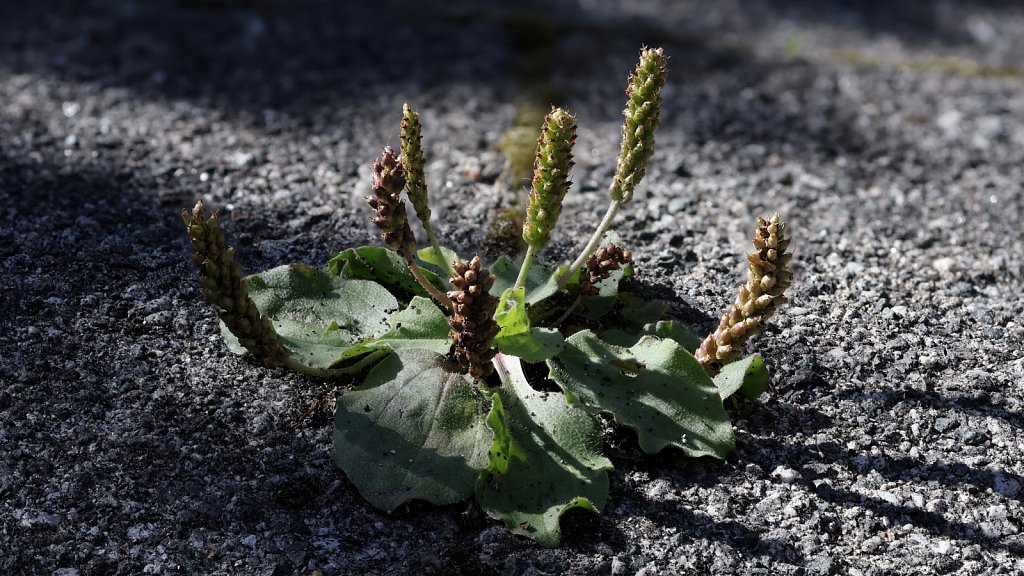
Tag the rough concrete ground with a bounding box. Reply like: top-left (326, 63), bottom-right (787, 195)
top-left (1, 1), bottom-right (1022, 575)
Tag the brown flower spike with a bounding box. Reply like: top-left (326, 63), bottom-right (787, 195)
top-left (696, 213), bottom-right (793, 376)
top-left (367, 146), bottom-right (416, 258)
top-left (573, 244), bottom-right (633, 296)
top-left (182, 200), bottom-right (284, 367)
top-left (448, 256), bottom-right (500, 379)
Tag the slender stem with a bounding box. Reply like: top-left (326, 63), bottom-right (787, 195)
top-left (549, 295), bottom-right (583, 329)
top-left (512, 244), bottom-right (538, 292)
top-left (406, 255), bottom-right (454, 312)
top-left (424, 225), bottom-right (457, 281)
top-left (560, 200), bottom-right (621, 288)
top-left (491, 352), bottom-right (524, 389)
top-left (283, 349), bottom-right (389, 378)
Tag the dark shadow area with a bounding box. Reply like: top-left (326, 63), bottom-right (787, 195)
top-left (0, 154), bottom-right (396, 574)
top-left (833, 385), bottom-right (1024, 437)
top-left (0, 0), bottom-right (511, 115)
top-left (807, 468), bottom-right (1023, 558)
top-left (822, 386), bottom-right (1024, 507)
top-left (0, 0), bottom-right (882, 160)
top-left (4, 0), bottom-right (1019, 171)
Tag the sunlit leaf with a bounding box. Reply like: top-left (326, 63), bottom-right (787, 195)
top-left (221, 264), bottom-right (398, 371)
top-left (714, 354), bottom-right (769, 400)
top-left (477, 354), bottom-right (611, 547)
top-left (493, 287), bottom-right (565, 362)
top-left (548, 331), bottom-right (734, 458)
top-left (416, 245), bottom-right (462, 276)
top-left (327, 246), bottom-right (444, 300)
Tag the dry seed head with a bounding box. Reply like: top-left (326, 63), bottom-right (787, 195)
top-left (696, 213), bottom-right (792, 375)
top-left (609, 47), bottom-right (668, 204)
top-left (182, 200), bottom-right (284, 367)
top-left (447, 256), bottom-right (500, 379)
top-left (367, 146), bottom-right (416, 257)
top-left (574, 244), bottom-right (633, 296)
top-left (522, 107), bottom-right (577, 251)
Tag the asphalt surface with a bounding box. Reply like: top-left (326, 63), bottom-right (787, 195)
top-left (2, 1), bottom-right (1022, 575)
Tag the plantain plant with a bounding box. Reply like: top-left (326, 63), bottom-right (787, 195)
top-left (182, 47), bottom-right (793, 547)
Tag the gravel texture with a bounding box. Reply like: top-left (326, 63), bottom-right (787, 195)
top-left (2, 1), bottom-right (1023, 575)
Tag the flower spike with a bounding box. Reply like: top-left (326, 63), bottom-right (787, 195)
top-left (522, 107), bottom-right (577, 252)
top-left (367, 146), bottom-right (453, 311)
top-left (367, 146), bottom-right (416, 257)
top-left (401, 104), bottom-right (457, 280)
top-left (182, 200), bottom-right (285, 367)
top-left (572, 244), bottom-right (633, 296)
top-left (609, 47), bottom-right (668, 204)
top-left (696, 213), bottom-right (793, 375)
top-left (448, 256), bottom-right (501, 379)
top-left (562, 47), bottom-right (668, 288)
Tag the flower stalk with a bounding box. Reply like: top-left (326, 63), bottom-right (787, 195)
top-left (696, 213), bottom-right (793, 375)
top-left (367, 146), bottom-right (454, 311)
top-left (562, 47), bottom-right (667, 288)
top-left (401, 104), bottom-right (457, 280)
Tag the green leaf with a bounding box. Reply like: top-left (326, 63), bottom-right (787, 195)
top-left (600, 320), bottom-right (703, 353)
top-left (334, 349), bottom-right (490, 511)
top-left (714, 354), bottom-right (769, 400)
top-left (616, 291), bottom-right (669, 331)
top-left (493, 287), bottom-right (565, 362)
top-left (490, 255), bottom-right (559, 304)
top-left (327, 246), bottom-right (443, 300)
top-left (221, 264), bottom-right (398, 371)
top-left (527, 263), bottom-right (572, 306)
top-left (489, 255), bottom-right (517, 295)
top-left (478, 354), bottom-right (611, 547)
top-left (528, 231), bottom-right (630, 321)
top-left (333, 296), bottom-right (451, 366)
top-left (547, 331), bottom-right (734, 458)
top-left (417, 245), bottom-right (461, 275)
top-left (575, 266), bottom-right (625, 320)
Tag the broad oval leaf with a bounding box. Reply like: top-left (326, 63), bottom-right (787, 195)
top-left (547, 331), bottom-right (734, 458)
top-left (714, 354), bottom-right (769, 400)
top-left (334, 349), bottom-right (490, 511)
top-left (333, 296), bottom-right (451, 366)
top-left (477, 354), bottom-right (612, 547)
top-left (221, 264), bottom-right (399, 371)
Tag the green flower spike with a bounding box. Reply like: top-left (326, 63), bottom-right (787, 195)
top-left (401, 104), bottom-right (457, 280)
top-left (609, 46), bottom-right (668, 204)
top-left (696, 213), bottom-right (793, 376)
top-left (563, 47), bottom-right (668, 287)
top-left (182, 200), bottom-right (285, 367)
top-left (514, 107), bottom-right (577, 291)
